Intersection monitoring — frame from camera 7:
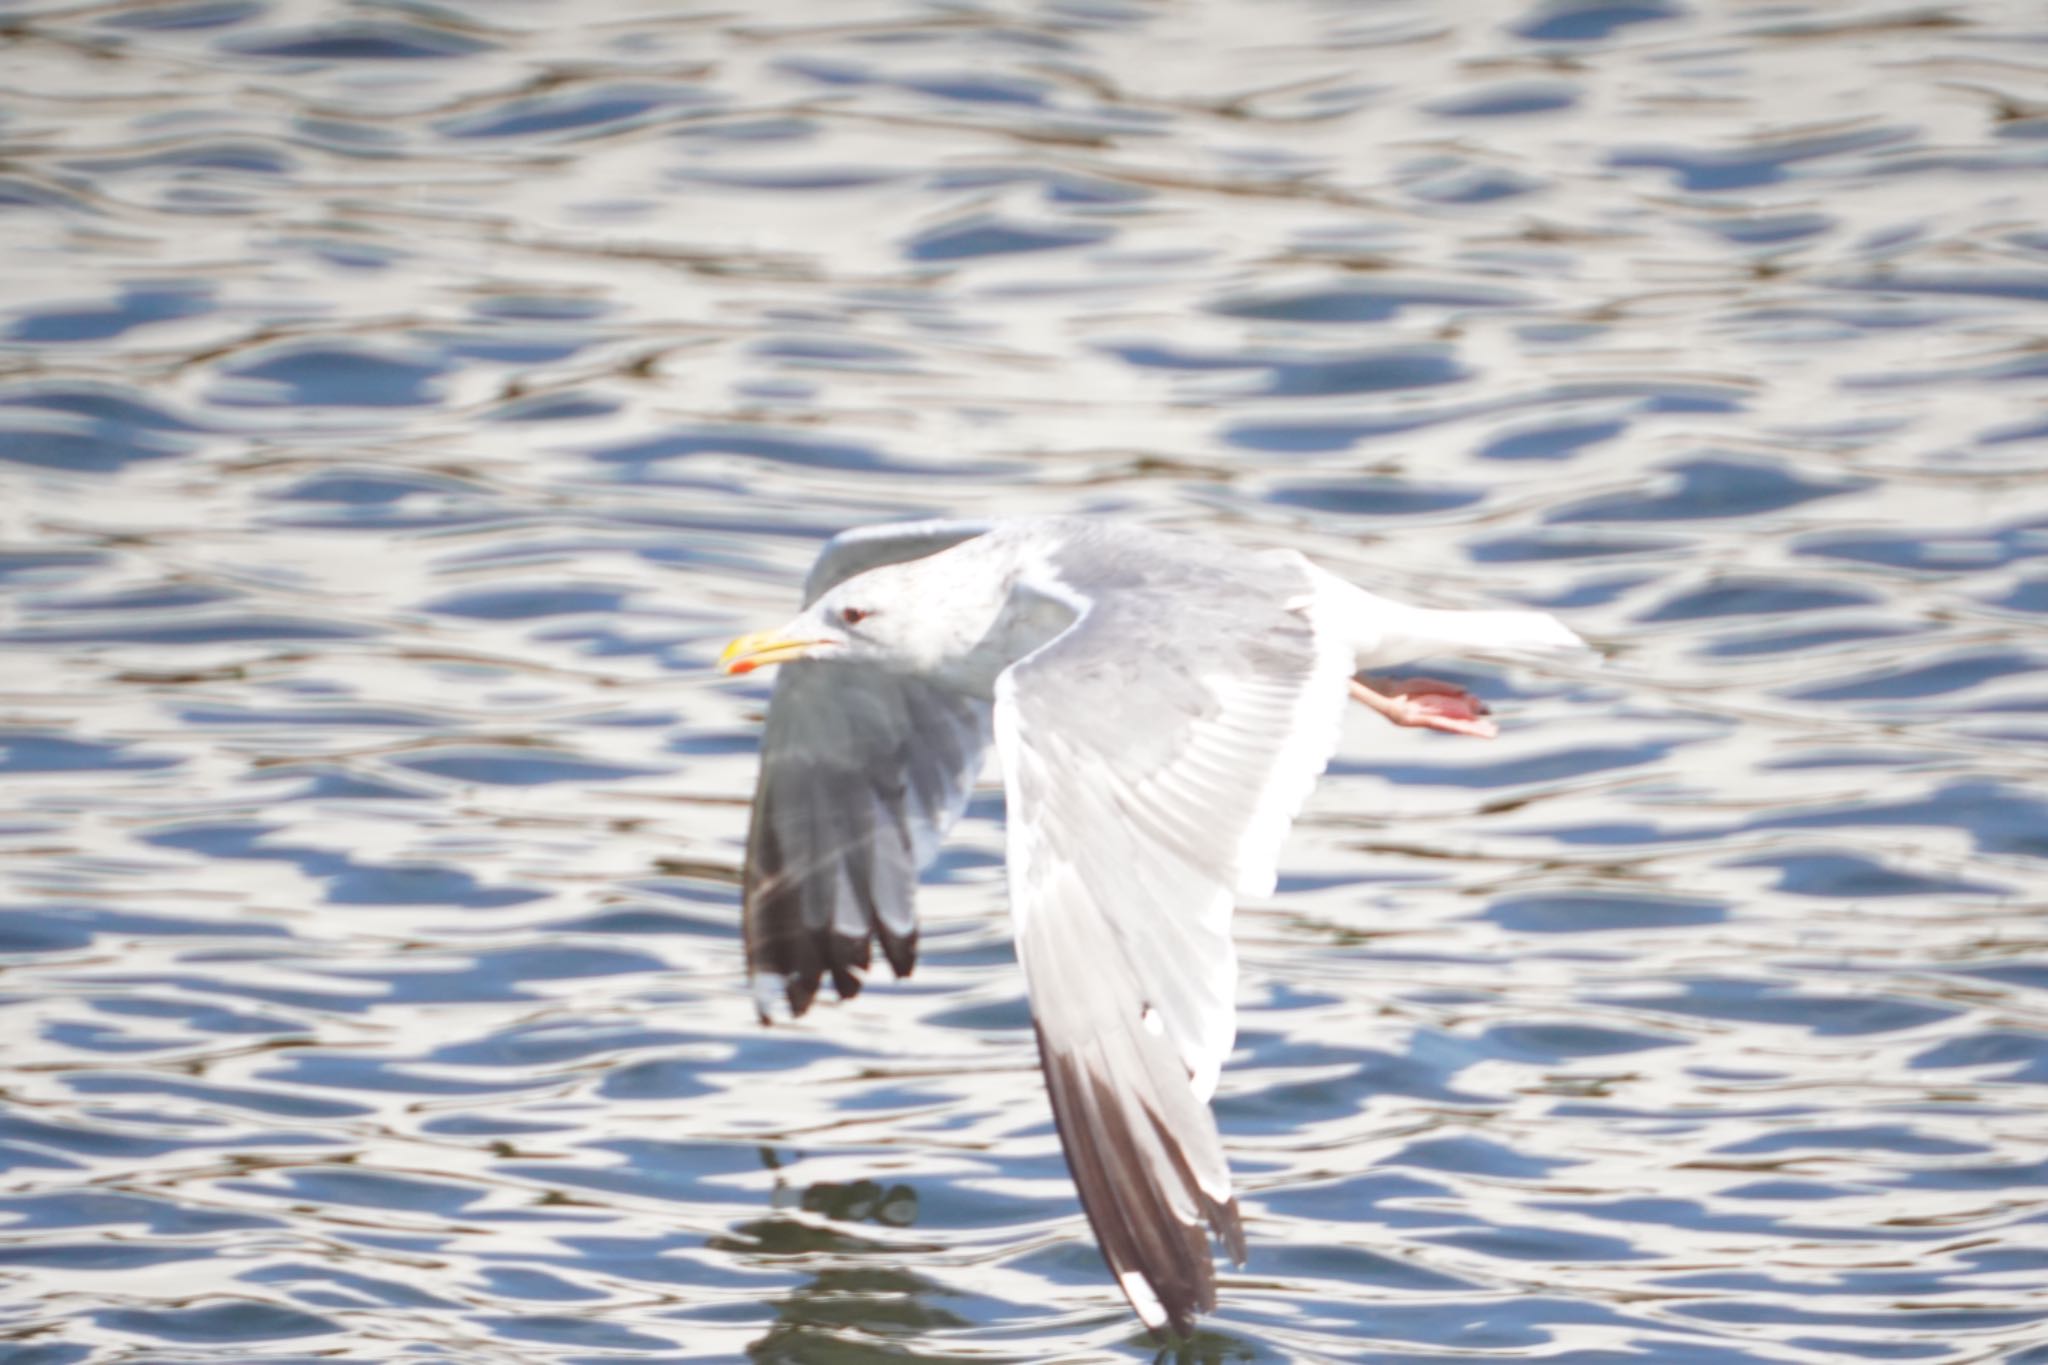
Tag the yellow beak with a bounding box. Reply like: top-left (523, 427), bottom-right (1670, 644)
top-left (719, 629), bottom-right (826, 676)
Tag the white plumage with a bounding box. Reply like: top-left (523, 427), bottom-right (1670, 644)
top-left (721, 517), bottom-right (1587, 1336)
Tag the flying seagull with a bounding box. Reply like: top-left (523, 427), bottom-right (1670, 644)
top-left (719, 517), bottom-right (1584, 1335)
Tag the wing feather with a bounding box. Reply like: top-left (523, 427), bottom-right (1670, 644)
top-left (741, 522), bottom-right (994, 1018)
top-left (994, 539), bottom-right (1352, 1333)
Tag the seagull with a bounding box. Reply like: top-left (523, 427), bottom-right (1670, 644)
top-left (719, 517), bottom-right (1585, 1336)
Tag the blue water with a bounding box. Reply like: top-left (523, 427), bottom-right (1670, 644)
top-left (2, 1), bottom-right (2047, 1360)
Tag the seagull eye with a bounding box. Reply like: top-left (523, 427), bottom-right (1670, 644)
top-left (840, 606), bottom-right (871, 626)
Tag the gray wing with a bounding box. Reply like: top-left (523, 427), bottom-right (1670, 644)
top-left (743, 521), bottom-right (993, 1018)
top-left (993, 554), bottom-right (1353, 1334)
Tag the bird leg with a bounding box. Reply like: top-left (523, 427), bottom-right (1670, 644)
top-left (1349, 675), bottom-right (1498, 739)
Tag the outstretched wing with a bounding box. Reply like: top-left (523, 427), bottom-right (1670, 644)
top-left (742, 521), bottom-right (993, 1018)
top-left (992, 543), bottom-right (1354, 1334)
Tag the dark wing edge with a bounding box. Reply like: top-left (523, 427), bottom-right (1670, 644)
top-left (1027, 982), bottom-right (1246, 1338)
top-left (742, 520), bottom-right (996, 1019)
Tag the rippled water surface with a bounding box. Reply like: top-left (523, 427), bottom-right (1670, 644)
top-left (4, 1), bottom-right (2048, 1360)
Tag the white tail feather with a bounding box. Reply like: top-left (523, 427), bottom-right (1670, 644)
top-left (1389, 606), bottom-right (1587, 659)
top-left (1305, 564), bottom-right (1590, 669)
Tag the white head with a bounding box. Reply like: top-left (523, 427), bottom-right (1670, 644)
top-left (719, 557), bottom-right (1015, 687)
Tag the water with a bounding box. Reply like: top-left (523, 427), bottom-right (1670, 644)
top-left (2, 0), bottom-right (2047, 1360)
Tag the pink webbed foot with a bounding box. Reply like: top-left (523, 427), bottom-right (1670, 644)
top-left (1349, 675), bottom-right (1498, 739)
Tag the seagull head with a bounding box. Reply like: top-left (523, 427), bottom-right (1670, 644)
top-left (720, 560), bottom-right (998, 681)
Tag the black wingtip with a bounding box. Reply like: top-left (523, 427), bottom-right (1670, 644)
top-left (1219, 1198), bottom-right (1248, 1267)
top-left (781, 967), bottom-right (820, 1018)
top-left (877, 924), bottom-right (918, 980)
top-left (744, 831), bottom-right (923, 1021)
top-left (1033, 1024), bottom-right (1241, 1340)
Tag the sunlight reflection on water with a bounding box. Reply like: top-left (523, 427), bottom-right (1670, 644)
top-left (2, 0), bottom-right (2047, 1361)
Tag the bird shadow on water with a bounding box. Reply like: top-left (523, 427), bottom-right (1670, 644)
top-left (726, 1149), bottom-right (1262, 1363)
top-left (1144, 1330), bottom-right (1262, 1365)
top-left (726, 1149), bottom-right (973, 1365)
